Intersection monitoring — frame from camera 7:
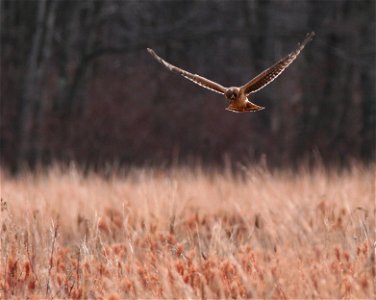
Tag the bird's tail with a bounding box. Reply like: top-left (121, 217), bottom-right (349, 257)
top-left (244, 101), bottom-right (265, 112)
top-left (226, 101), bottom-right (265, 113)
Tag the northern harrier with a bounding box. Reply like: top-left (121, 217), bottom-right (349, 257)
top-left (148, 32), bottom-right (314, 113)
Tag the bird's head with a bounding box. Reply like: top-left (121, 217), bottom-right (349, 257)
top-left (225, 87), bottom-right (240, 100)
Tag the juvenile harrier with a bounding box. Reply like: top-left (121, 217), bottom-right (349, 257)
top-left (147, 32), bottom-right (314, 113)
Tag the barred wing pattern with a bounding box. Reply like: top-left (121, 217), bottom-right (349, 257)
top-left (147, 48), bottom-right (227, 95)
top-left (242, 32), bottom-right (315, 95)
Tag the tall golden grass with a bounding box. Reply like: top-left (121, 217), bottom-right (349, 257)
top-left (1, 164), bottom-right (375, 298)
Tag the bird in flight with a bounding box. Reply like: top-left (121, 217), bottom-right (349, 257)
top-left (147, 32), bottom-right (314, 113)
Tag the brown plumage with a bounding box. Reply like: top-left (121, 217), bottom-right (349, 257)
top-left (148, 32), bottom-right (314, 113)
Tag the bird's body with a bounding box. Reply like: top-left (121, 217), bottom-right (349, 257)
top-left (224, 87), bottom-right (264, 112)
top-left (148, 32), bottom-right (314, 113)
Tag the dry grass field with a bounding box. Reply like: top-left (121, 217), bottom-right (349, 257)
top-left (1, 164), bottom-right (375, 299)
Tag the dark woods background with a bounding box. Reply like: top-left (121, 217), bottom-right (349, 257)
top-left (1, 0), bottom-right (375, 173)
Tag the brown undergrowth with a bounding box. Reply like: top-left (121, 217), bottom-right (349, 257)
top-left (1, 165), bottom-right (375, 298)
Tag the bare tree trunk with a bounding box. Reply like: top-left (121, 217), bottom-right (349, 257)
top-left (33, 0), bottom-right (58, 165)
top-left (242, 0), bottom-right (271, 71)
top-left (359, 0), bottom-right (376, 161)
top-left (295, 0), bottom-right (338, 164)
top-left (16, 0), bottom-right (47, 170)
top-left (63, 1), bottom-right (102, 117)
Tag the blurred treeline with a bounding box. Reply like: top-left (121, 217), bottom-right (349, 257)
top-left (1, 0), bottom-right (375, 172)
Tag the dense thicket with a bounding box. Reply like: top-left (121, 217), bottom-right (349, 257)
top-left (1, 0), bottom-right (375, 172)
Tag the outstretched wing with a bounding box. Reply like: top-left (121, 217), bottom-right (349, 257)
top-left (241, 32), bottom-right (315, 95)
top-left (147, 48), bottom-right (227, 95)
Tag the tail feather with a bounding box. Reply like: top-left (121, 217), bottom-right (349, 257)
top-left (226, 101), bottom-right (265, 113)
top-left (245, 101), bottom-right (265, 112)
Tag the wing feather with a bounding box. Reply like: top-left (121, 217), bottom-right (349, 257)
top-left (241, 32), bottom-right (315, 95)
top-left (147, 48), bottom-right (227, 95)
